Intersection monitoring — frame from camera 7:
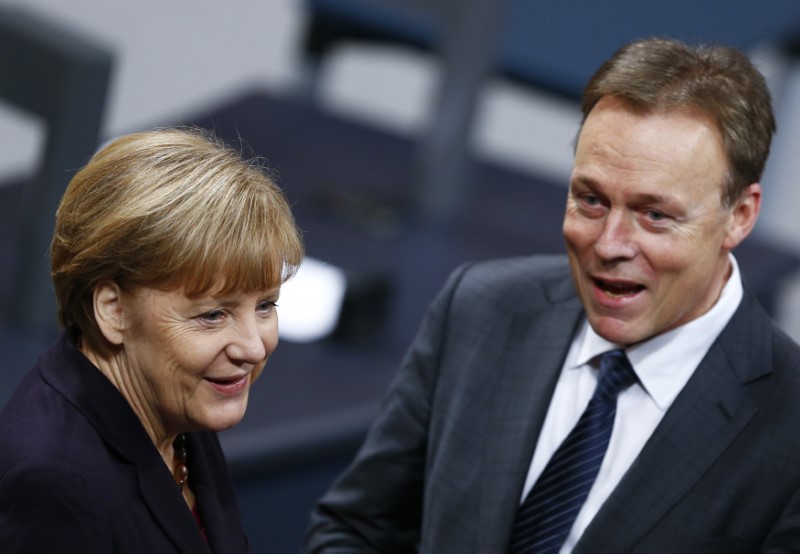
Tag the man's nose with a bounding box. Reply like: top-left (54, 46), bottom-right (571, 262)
top-left (594, 210), bottom-right (638, 261)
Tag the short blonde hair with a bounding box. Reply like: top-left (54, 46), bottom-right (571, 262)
top-left (51, 128), bottom-right (304, 354)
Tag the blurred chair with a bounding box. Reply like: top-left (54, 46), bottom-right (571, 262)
top-left (300, 0), bottom-right (507, 223)
top-left (298, 0), bottom-right (800, 221)
top-left (298, 0), bottom-right (442, 97)
top-left (0, 5), bottom-right (113, 338)
top-left (301, 0), bottom-right (800, 101)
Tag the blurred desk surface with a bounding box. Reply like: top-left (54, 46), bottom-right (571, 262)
top-left (2, 90), bottom-right (799, 474)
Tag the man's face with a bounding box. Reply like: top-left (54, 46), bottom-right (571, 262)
top-left (563, 96), bottom-right (751, 346)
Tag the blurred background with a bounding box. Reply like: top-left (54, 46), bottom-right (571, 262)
top-left (3, 0), bottom-right (800, 551)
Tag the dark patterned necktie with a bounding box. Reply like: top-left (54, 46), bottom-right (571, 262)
top-left (508, 349), bottom-right (637, 553)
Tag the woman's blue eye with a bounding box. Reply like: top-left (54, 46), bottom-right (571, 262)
top-left (202, 310), bottom-right (225, 321)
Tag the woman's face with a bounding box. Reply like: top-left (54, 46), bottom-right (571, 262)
top-left (116, 284), bottom-right (279, 439)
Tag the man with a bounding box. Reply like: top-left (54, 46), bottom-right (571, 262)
top-left (304, 38), bottom-right (800, 552)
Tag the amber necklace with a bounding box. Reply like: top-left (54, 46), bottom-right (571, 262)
top-left (173, 433), bottom-right (189, 490)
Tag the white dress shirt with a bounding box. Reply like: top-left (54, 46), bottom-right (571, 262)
top-left (520, 255), bottom-right (744, 552)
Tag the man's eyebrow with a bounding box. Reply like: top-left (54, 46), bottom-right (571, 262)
top-left (631, 192), bottom-right (674, 205)
top-left (569, 175), bottom-right (683, 209)
top-left (568, 173), bottom-right (597, 188)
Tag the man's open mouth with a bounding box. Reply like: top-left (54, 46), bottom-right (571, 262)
top-left (594, 278), bottom-right (645, 298)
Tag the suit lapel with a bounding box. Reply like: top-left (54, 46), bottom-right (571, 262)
top-left (478, 278), bottom-right (584, 550)
top-left (576, 291), bottom-right (771, 552)
top-left (40, 335), bottom-right (211, 553)
top-left (189, 433), bottom-right (246, 553)
top-left (135, 442), bottom-right (212, 553)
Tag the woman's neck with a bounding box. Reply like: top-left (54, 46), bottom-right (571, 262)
top-left (80, 340), bottom-right (179, 477)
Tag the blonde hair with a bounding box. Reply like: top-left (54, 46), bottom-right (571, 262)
top-left (51, 128), bottom-right (304, 354)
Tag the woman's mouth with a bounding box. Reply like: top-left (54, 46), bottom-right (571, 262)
top-left (204, 374), bottom-right (249, 396)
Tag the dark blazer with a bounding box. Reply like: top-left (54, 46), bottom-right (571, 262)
top-left (305, 255), bottom-right (800, 553)
top-left (0, 333), bottom-right (249, 553)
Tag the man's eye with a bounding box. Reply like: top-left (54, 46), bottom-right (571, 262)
top-left (646, 210), bottom-right (666, 221)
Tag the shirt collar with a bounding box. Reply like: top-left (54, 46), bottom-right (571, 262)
top-left (572, 254), bottom-right (744, 410)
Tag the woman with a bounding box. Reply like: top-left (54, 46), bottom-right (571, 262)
top-left (0, 128), bottom-right (303, 552)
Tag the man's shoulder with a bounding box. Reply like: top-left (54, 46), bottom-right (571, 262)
top-left (463, 253), bottom-right (568, 281)
top-left (719, 288), bottom-right (800, 383)
top-left (767, 319), bottom-right (800, 371)
top-left (439, 254), bottom-right (576, 319)
top-left (458, 254), bottom-right (572, 294)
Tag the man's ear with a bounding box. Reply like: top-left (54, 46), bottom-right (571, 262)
top-left (723, 183), bottom-right (761, 250)
top-left (93, 281), bottom-right (126, 346)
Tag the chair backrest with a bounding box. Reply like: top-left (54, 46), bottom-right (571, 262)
top-left (0, 5), bottom-right (113, 338)
top-left (499, 1), bottom-right (800, 100)
top-left (302, 0), bottom-right (441, 65)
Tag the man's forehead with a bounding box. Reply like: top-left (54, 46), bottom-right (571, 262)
top-left (571, 98), bottom-right (730, 202)
top-left (576, 98), bottom-right (725, 162)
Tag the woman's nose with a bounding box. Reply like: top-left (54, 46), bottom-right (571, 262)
top-left (227, 318), bottom-right (268, 363)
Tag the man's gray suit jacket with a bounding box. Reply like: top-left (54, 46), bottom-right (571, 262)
top-left (306, 254), bottom-right (800, 553)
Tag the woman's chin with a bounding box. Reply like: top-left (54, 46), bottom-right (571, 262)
top-left (193, 399), bottom-right (250, 433)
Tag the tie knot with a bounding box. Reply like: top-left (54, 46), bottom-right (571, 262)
top-left (596, 349), bottom-right (637, 400)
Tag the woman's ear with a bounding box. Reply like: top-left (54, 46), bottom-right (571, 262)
top-left (93, 281), bottom-right (126, 346)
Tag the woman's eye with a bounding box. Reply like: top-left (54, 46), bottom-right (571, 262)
top-left (199, 309), bottom-right (226, 323)
top-left (258, 300), bottom-right (277, 313)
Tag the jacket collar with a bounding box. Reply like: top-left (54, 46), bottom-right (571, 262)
top-left (575, 288), bottom-right (770, 551)
top-left (477, 267), bottom-right (585, 550)
top-left (38, 333), bottom-right (212, 553)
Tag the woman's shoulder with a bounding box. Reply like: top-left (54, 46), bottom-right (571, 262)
top-left (0, 363), bottom-right (119, 485)
top-left (0, 374), bottom-right (114, 548)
